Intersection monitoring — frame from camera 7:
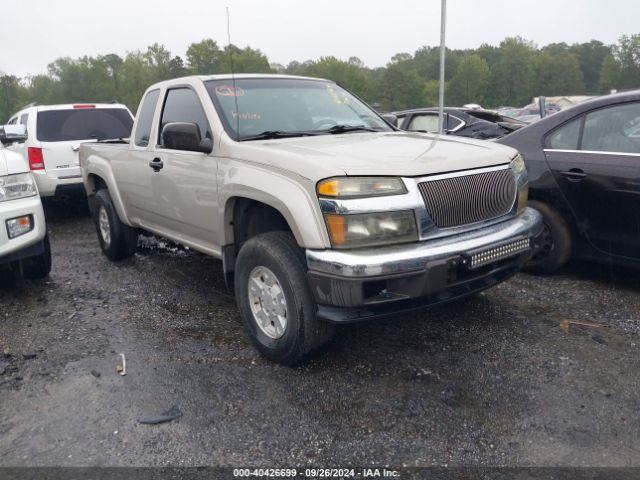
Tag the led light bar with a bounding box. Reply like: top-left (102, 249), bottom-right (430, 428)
top-left (468, 238), bottom-right (530, 270)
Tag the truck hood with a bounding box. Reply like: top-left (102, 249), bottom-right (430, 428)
top-left (228, 131), bottom-right (519, 180)
top-left (0, 148), bottom-right (29, 176)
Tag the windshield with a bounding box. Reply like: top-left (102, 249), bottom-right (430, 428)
top-left (204, 78), bottom-right (391, 140)
top-left (36, 108), bottom-right (133, 142)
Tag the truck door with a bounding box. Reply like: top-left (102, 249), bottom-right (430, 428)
top-left (147, 86), bottom-right (219, 251)
top-left (112, 89), bottom-right (161, 222)
top-left (544, 102), bottom-right (640, 259)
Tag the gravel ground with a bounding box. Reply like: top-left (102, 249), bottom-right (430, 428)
top-left (0, 200), bottom-right (639, 467)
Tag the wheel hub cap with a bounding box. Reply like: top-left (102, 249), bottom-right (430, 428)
top-left (247, 266), bottom-right (287, 339)
top-left (98, 206), bottom-right (111, 246)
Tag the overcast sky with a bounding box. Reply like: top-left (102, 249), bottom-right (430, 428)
top-left (1, 0), bottom-right (639, 77)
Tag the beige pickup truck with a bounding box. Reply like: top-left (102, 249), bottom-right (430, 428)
top-left (80, 74), bottom-right (543, 365)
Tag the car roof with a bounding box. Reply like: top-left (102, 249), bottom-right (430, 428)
top-left (147, 73), bottom-right (332, 90)
top-left (33, 103), bottom-right (130, 112)
top-left (392, 107), bottom-right (499, 116)
top-left (499, 89), bottom-right (640, 144)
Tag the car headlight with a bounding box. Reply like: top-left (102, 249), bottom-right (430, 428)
top-left (0, 173), bottom-right (38, 202)
top-left (510, 154), bottom-right (528, 214)
top-left (317, 177), bottom-right (406, 198)
top-left (324, 210), bottom-right (418, 249)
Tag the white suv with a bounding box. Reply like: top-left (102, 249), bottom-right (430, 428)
top-left (0, 125), bottom-right (50, 284)
top-left (6, 104), bottom-right (133, 198)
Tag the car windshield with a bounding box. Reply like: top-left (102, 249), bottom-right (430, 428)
top-left (36, 108), bottom-right (133, 142)
top-left (204, 78), bottom-right (391, 141)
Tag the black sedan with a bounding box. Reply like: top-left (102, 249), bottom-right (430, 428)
top-left (498, 90), bottom-right (640, 273)
top-left (392, 107), bottom-right (526, 139)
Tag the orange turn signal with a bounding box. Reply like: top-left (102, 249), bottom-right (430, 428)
top-left (324, 214), bottom-right (346, 245)
top-left (317, 179), bottom-right (339, 197)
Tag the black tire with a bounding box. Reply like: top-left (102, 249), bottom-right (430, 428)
top-left (525, 200), bottom-right (572, 274)
top-left (23, 234), bottom-right (52, 279)
top-left (234, 231), bottom-right (334, 366)
top-left (92, 189), bottom-right (138, 261)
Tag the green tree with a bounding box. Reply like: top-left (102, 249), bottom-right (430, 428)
top-left (612, 34), bottom-right (640, 89)
top-left (489, 37), bottom-right (536, 107)
top-left (0, 75), bottom-right (27, 122)
top-left (301, 56), bottom-right (370, 98)
top-left (186, 39), bottom-right (222, 74)
top-left (534, 50), bottom-right (585, 95)
top-left (447, 54), bottom-right (490, 105)
top-left (422, 79), bottom-right (441, 107)
top-left (118, 51), bottom-right (156, 111)
top-left (570, 40), bottom-right (611, 93)
top-left (219, 45), bottom-right (273, 73)
top-left (599, 54), bottom-right (622, 93)
top-left (376, 61), bottom-right (425, 111)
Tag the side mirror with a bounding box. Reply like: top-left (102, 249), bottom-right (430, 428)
top-left (0, 124), bottom-right (27, 145)
top-left (382, 114), bottom-right (398, 128)
top-left (161, 122), bottom-right (213, 154)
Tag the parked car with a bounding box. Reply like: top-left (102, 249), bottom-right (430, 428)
top-left (496, 107), bottom-right (520, 118)
top-left (393, 107), bottom-right (526, 139)
top-left (5, 103), bottom-right (134, 198)
top-left (80, 74), bottom-right (542, 365)
top-left (0, 125), bottom-right (51, 284)
top-left (514, 106), bottom-right (559, 124)
top-left (498, 89), bottom-right (640, 273)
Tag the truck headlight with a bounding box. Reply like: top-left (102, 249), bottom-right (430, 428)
top-left (317, 177), bottom-right (406, 198)
top-left (324, 210), bottom-right (418, 248)
top-left (0, 173), bottom-right (37, 202)
top-left (510, 154), bottom-right (528, 214)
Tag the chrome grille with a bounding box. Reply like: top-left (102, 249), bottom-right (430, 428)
top-left (418, 168), bottom-right (516, 228)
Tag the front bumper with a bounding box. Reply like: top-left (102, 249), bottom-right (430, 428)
top-left (0, 194), bottom-right (47, 264)
top-left (306, 207), bottom-right (543, 322)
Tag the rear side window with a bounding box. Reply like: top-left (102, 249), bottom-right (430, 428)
top-left (548, 118), bottom-right (581, 150)
top-left (159, 88), bottom-right (210, 146)
top-left (581, 102), bottom-right (640, 154)
top-left (36, 108), bottom-right (133, 142)
top-left (407, 114), bottom-right (439, 132)
top-left (135, 90), bottom-right (160, 147)
top-left (19, 114), bottom-right (28, 126)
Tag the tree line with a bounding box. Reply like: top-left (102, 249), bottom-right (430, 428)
top-left (1, 34), bottom-right (639, 122)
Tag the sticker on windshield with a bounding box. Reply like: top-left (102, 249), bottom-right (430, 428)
top-left (215, 85), bottom-right (245, 97)
top-left (326, 84), bottom-right (350, 106)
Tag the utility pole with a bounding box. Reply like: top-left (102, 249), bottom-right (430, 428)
top-left (437, 0), bottom-right (447, 135)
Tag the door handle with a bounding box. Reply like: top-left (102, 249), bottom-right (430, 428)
top-left (149, 157), bottom-right (163, 172)
top-left (559, 168), bottom-right (586, 181)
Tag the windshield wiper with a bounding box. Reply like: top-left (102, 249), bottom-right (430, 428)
top-left (321, 124), bottom-right (380, 134)
top-left (240, 130), bottom-right (321, 141)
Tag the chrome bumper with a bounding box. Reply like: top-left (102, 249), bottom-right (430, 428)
top-left (306, 207), bottom-right (543, 278)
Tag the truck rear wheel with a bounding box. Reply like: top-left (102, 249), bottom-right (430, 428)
top-left (92, 189), bottom-right (138, 261)
top-left (234, 231), bottom-right (334, 366)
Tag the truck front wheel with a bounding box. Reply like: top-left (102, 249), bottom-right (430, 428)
top-left (92, 189), bottom-right (138, 261)
top-left (235, 231), bottom-right (334, 366)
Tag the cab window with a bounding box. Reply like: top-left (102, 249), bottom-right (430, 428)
top-left (134, 89), bottom-right (160, 147)
top-left (159, 88), bottom-right (211, 147)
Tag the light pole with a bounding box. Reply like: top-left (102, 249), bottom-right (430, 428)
top-left (437, 0), bottom-right (447, 135)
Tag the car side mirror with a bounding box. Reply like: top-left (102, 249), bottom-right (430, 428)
top-left (161, 122), bottom-right (213, 154)
top-left (0, 124), bottom-right (27, 145)
top-left (382, 114), bottom-right (398, 128)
